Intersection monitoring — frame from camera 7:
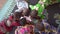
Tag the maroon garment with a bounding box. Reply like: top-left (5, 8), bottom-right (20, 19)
top-left (0, 16), bottom-right (21, 32)
top-left (0, 21), bottom-right (12, 32)
top-left (8, 15), bottom-right (13, 21)
top-left (0, 30), bottom-right (4, 34)
top-left (9, 15), bottom-right (20, 26)
top-left (11, 21), bottom-right (20, 27)
top-left (9, 16), bottom-right (20, 26)
top-left (0, 24), bottom-right (5, 34)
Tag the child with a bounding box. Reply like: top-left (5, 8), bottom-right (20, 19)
top-left (22, 8), bottom-right (32, 22)
top-left (15, 18), bottom-right (34, 34)
top-left (10, 11), bottom-right (23, 26)
top-left (1, 11), bottom-right (22, 32)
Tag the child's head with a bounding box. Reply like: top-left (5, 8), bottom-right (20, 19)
top-left (13, 11), bottom-right (23, 21)
top-left (22, 8), bottom-right (31, 16)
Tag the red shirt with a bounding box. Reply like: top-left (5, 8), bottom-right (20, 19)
top-left (0, 23), bottom-right (5, 34)
top-left (11, 21), bottom-right (20, 27)
top-left (0, 30), bottom-right (4, 34)
top-left (9, 16), bottom-right (20, 26)
top-left (0, 16), bottom-right (21, 32)
top-left (0, 21), bottom-right (12, 32)
top-left (9, 15), bottom-right (13, 21)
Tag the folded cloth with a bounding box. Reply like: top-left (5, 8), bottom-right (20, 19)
top-left (15, 0), bottom-right (28, 9)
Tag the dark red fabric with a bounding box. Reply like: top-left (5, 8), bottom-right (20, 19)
top-left (11, 21), bottom-right (20, 27)
top-left (9, 16), bottom-right (20, 26)
top-left (1, 21), bottom-right (12, 32)
top-left (0, 16), bottom-right (20, 32)
top-left (0, 24), bottom-right (5, 34)
top-left (9, 16), bottom-right (13, 21)
top-left (0, 30), bottom-right (4, 34)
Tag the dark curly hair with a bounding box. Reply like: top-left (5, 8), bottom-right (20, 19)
top-left (13, 11), bottom-right (23, 21)
top-left (22, 8), bottom-right (31, 16)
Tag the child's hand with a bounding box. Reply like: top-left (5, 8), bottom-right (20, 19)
top-left (24, 16), bottom-right (32, 21)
